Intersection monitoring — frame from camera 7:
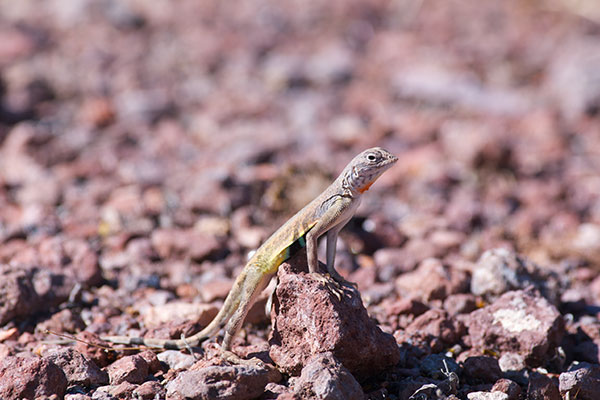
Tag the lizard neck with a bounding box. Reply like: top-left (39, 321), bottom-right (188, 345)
top-left (339, 164), bottom-right (365, 197)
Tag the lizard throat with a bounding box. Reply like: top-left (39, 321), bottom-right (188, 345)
top-left (358, 182), bottom-right (373, 193)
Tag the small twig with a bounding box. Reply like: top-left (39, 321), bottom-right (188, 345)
top-left (180, 333), bottom-right (199, 360)
top-left (43, 330), bottom-right (145, 352)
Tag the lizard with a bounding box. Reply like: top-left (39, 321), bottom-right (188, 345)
top-left (102, 147), bottom-right (398, 357)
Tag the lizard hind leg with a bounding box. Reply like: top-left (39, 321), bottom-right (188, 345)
top-left (220, 270), bottom-right (271, 355)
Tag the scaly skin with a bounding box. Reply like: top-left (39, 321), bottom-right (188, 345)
top-left (102, 147), bottom-right (398, 354)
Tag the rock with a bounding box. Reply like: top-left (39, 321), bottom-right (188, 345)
top-left (66, 394), bottom-right (93, 400)
top-left (37, 308), bottom-right (86, 334)
top-left (14, 236), bottom-right (102, 287)
top-left (395, 258), bottom-right (469, 302)
top-left (107, 381), bottom-right (138, 398)
top-left (157, 350), bottom-right (196, 370)
top-left (138, 350), bottom-right (162, 374)
top-left (462, 356), bottom-right (502, 385)
top-left (292, 352), bottom-right (364, 400)
top-left (559, 362), bottom-right (600, 400)
top-left (151, 228), bottom-right (222, 260)
top-left (546, 38), bottom-right (600, 119)
top-left (106, 354), bottom-right (149, 384)
top-left (166, 363), bottom-right (281, 400)
top-left (269, 253), bottom-right (400, 378)
top-left (443, 293), bottom-right (477, 316)
top-left (0, 264), bottom-right (43, 325)
top-left (467, 392), bottom-right (508, 400)
top-left (387, 297), bottom-right (430, 317)
top-left (406, 372), bottom-right (460, 400)
top-left (527, 372), bottom-right (560, 400)
top-left (497, 352), bottom-right (527, 373)
top-left (93, 382), bottom-right (138, 399)
top-left (398, 309), bottom-right (464, 353)
top-left (470, 248), bottom-right (561, 304)
top-left (0, 355), bottom-right (67, 399)
top-left (74, 332), bottom-right (115, 368)
top-left (198, 278), bottom-right (233, 303)
top-left (466, 289), bottom-right (564, 367)
top-left (491, 379), bottom-right (521, 400)
top-left (134, 380), bottom-right (166, 399)
top-left (0, 263), bottom-right (77, 325)
top-left (45, 347), bottom-right (109, 386)
top-left (141, 301), bottom-right (218, 328)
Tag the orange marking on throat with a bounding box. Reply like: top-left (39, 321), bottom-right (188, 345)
top-left (358, 182), bottom-right (373, 193)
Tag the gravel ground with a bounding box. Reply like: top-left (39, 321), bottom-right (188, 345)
top-left (1, 1), bottom-right (600, 399)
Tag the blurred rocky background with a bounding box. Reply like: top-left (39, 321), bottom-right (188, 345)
top-left (0, 0), bottom-right (600, 399)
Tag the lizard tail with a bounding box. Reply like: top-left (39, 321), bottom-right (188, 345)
top-left (101, 269), bottom-right (248, 350)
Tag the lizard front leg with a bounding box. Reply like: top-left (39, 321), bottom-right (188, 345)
top-left (326, 228), bottom-right (357, 287)
top-left (325, 228), bottom-right (344, 282)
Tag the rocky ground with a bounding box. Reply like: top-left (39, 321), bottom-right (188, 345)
top-left (1, 0), bottom-right (600, 399)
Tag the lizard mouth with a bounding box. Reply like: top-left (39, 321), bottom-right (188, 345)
top-left (383, 155), bottom-right (399, 166)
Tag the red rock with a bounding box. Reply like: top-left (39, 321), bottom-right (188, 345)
top-left (0, 356), bottom-right (67, 399)
top-left (0, 28), bottom-right (35, 64)
top-left (400, 309), bottom-right (464, 353)
top-left (74, 331), bottom-right (116, 368)
top-left (388, 298), bottom-right (430, 317)
top-left (134, 380), bottom-right (166, 399)
top-left (36, 236), bottom-right (102, 287)
top-left (141, 301), bottom-right (218, 329)
top-left (292, 352), bottom-right (365, 400)
top-left (466, 289), bottom-right (564, 367)
top-left (0, 327), bottom-right (19, 342)
top-left (396, 258), bottom-right (469, 302)
top-left (151, 228), bottom-right (222, 260)
top-left (198, 278), bottom-right (233, 303)
top-left (37, 308), bottom-right (85, 334)
top-left (45, 347), bottom-right (109, 387)
top-left (96, 381), bottom-right (139, 398)
top-left (79, 97), bottom-right (115, 128)
top-left (527, 373), bottom-right (560, 400)
top-left (269, 253), bottom-right (400, 378)
top-left (138, 350), bottom-right (162, 374)
top-left (491, 379), bottom-right (521, 400)
top-left (165, 363), bottom-right (281, 400)
top-left (107, 354), bottom-right (149, 384)
top-left (462, 356), bottom-right (502, 385)
top-left (0, 264), bottom-right (40, 325)
top-left (559, 362), bottom-right (600, 400)
top-left (0, 263), bottom-right (75, 325)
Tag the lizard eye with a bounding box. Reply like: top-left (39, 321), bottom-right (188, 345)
top-left (367, 154), bottom-right (377, 162)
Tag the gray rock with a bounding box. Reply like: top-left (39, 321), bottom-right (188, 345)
top-left (166, 363), bottom-right (281, 400)
top-left (559, 362), bottom-right (600, 400)
top-left (157, 350), bottom-right (196, 370)
top-left (45, 347), bottom-right (109, 386)
top-left (292, 352), bottom-right (364, 400)
top-left (471, 248), bottom-right (561, 304)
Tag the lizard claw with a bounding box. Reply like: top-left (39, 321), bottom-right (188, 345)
top-left (327, 270), bottom-right (358, 290)
top-left (310, 272), bottom-right (346, 301)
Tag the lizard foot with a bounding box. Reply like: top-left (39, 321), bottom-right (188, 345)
top-left (310, 272), bottom-right (346, 301)
top-left (326, 269), bottom-right (359, 291)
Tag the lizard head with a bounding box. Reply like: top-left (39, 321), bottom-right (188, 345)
top-left (343, 147), bottom-right (398, 194)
